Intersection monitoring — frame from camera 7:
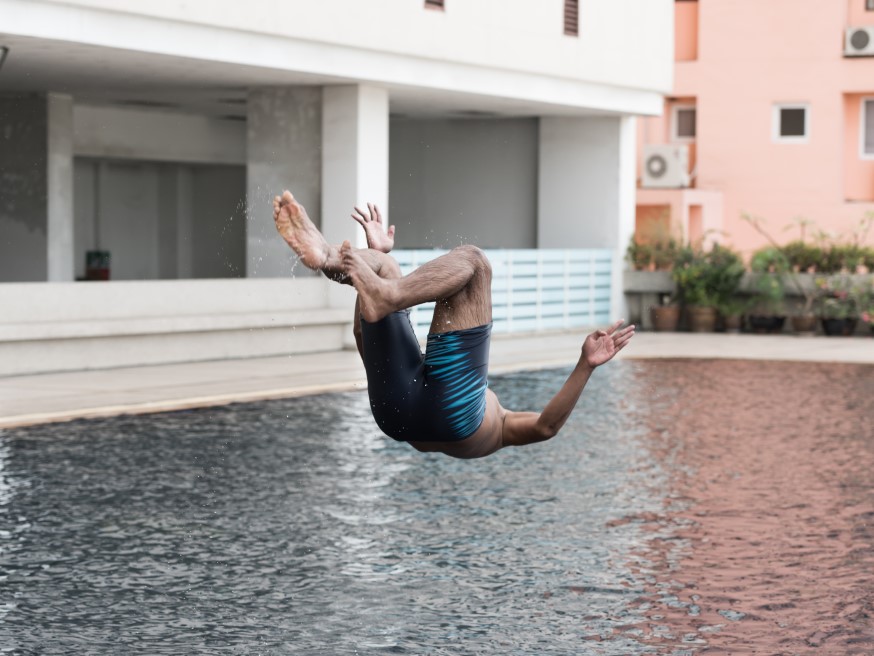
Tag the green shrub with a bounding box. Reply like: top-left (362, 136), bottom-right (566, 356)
top-left (626, 239), bottom-right (653, 271)
top-left (626, 232), bottom-right (681, 271)
top-left (782, 240), bottom-right (823, 272)
top-left (671, 244), bottom-right (745, 308)
top-left (750, 246), bottom-right (789, 274)
top-left (819, 244), bottom-right (868, 273)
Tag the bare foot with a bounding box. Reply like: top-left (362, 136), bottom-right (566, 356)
top-left (341, 241), bottom-right (396, 322)
top-left (273, 191), bottom-right (336, 270)
top-left (351, 203), bottom-right (395, 254)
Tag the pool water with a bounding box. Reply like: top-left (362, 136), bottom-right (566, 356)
top-left (1, 359), bottom-right (872, 654)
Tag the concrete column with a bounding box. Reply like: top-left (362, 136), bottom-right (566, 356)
top-left (0, 93), bottom-right (74, 282)
top-left (321, 85), bottom-right (389, 249)
top-left (537, 115), bottom-right (636, 320)
top-left (47, 94), bottom-right (74, 281)
top-left (246, 87), bottom-right (322, 278)
top-left (156, 164), bottom-right (195, 279)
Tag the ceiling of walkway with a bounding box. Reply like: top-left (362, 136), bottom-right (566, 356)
top-left (0, 34), bottom-right (617, 121)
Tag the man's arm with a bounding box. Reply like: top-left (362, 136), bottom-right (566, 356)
top-left (500, 320), bottom-right (634, 448)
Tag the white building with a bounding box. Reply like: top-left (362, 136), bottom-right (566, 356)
top-left (0, 0), bottom-right (673, 374)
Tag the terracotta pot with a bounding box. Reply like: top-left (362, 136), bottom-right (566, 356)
top-left (723, 314), bottom-right (743, 334)
top-left (821, 318), bottom-right (857, 337)
top-left (651, 304), bottom-right (680, 332)
top-left (748, 315), bottom-right (786, 334)
top-left (687, 305), bottom-right (717, 333)
top-left (791, 314), bottom-right (817, 335)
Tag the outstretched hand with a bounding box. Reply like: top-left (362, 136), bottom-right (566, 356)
top-left (582, 320), bottom-right (635, 368)
top-left (352, 203), bottom-right (395, 254)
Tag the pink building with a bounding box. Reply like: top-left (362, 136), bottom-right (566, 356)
top-left (637, 0), bottom-right (874, 254)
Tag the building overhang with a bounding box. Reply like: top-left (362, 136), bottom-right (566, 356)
top-left (0, 0), bottom-right (664, 119)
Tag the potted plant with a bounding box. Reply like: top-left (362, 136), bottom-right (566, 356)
top-left (715, 296), bottom-right (751, 333)
top-left (815, 275), bottom-right (859, 336)
top-left (747, 246), bottom-right (788, 333)
top-left (864, 247), bottom-right (874, 275)
top-left (651, 293), bottom-right (681, 331)
top-left (743, 214), bottom-right (818, 334)
top-left (651, 234), bottom-right (681, 272)
top-left (672, 246), bottom-right (717, 332)
top-left (670, 244), bottom-right (744, 332)
top-left (860, 279), bottom-right (874, 335)
top-left (626, 223), bottom-right (681, 272)
top-left (706, 244), bottom-right (746, 331)
top-left (626, 238), bottom-right (654, 271)
top-left (626, 229), bottom-right (682, 331)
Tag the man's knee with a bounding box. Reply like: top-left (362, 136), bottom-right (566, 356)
top-left (377, 256), bottom-right (402, 280)
top-left (455, 245), bottom-right (492, 279)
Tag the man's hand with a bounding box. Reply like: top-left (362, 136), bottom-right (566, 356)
top-left (352, 203), bottom-right (395, 253)
top-left (582, 320), bottom-right (635, 368)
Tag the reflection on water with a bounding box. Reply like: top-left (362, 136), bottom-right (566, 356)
top-left (617, 359), bottom-right (874, 653)
top-left (0, 359), bottom-right (872, 654)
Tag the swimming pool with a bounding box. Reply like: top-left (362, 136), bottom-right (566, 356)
top-left (1, 360), bottom-right (872, 654)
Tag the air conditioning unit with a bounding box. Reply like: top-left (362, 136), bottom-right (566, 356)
top-left (845, 26), bottom-right (874, 57)
top-left (642, 144), bottom-right (690, 189)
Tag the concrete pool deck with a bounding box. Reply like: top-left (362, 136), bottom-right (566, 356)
top-left (2, 331), bottom-right (874, 429)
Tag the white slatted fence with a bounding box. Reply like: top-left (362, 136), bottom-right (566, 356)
top-left (392, 249), bottom-right (613, 337)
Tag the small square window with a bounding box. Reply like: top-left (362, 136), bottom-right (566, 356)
top-left (674, 107), bottom-right (697, 139)
top-left (863, 99), bottom-right (874, 157)
top-left (773, 104), bottom-right (809, 143)
top-left (780, 108), bottom-right (806, 137)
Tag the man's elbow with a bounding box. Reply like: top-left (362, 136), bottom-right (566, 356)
top-left (533, 422), bottom-right (559, 442)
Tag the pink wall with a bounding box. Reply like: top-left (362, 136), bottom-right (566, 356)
top-left (674, 1), bottom-right (698, 62)
top-left (848, 0), bottom-right (874, 26)
top-left (638, 0), bottom-right (874, 255)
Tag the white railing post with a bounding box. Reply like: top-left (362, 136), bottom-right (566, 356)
top-left (563, 250), bottom-right (571, 329)
top-left (588, 251), bottom-right (596, 326)
top-left (535, 249), bottom-right (542, 332)
top-left (507, 251), bottom-right (513, 333)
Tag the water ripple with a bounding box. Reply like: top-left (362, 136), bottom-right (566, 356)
top-left (1, 360), bottom-right (872, 654)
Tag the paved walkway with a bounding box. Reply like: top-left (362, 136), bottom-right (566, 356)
top-left (2, 331), bottom-right (873, 429)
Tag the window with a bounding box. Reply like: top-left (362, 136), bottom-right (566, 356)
top-left (564, 0), bottom-right (578, 37)
top-left (868, 0), bottom-right (874, 11)
top-left (863, 98), bottom-right (874, 158)
top-left (424, 0), bottom-right (444, 9)
top-left (672, 105), bottom-right (697, 141)
top-left (772, 104), bottom-right (809, 143)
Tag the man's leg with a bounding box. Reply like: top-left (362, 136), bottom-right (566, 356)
top-left (342, 243), bottom-right (492, 333)
top-left (272, 191), bottom-right (405, 355)
top-left (273, 189), bottom-right (490, 333)
top-left (351, 260), bottom-right (403, 358)
top-left (273, 190), bottom-right (399, 284)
